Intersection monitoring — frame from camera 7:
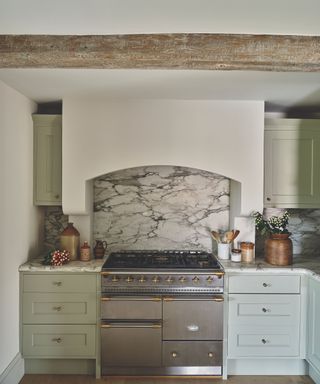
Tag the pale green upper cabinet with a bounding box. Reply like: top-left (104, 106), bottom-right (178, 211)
top-left (264, 118), bottom-right (320, 208)
top-left (33, 114), bottom-right (62, 205)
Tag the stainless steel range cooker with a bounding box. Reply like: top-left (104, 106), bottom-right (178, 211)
top-left (100, 250), bottom-right (224, 377)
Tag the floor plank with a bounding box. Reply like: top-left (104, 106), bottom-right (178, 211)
top-left (19, 374), bottom-right (314, 384)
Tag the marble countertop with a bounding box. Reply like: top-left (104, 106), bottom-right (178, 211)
top-left (19, 257), bottom-right (106, 273)
top-left (220, 254), bottom-right (320, 282)
top-left (19, 254), bottom-right (320, 282)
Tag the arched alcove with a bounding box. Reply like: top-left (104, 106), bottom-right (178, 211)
top-left (92, 165), bottom-right (232, 252)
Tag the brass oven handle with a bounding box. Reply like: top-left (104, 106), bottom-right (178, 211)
top-left (163, 296), bottom-right (224, 302)
top-left (101, 296), bottom-right (162, 302)
top-left (101, 322), bottom-right (162, 329)
top-left (212, 296), bottom-right (224, 302)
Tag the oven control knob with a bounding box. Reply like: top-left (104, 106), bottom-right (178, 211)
top-left (152, 276), bottom-right (161, 283)
top-left (206, 276), bottom-right (214, 283)
top-left (179, 276), bottom-right (186, 283)
top-left (166, 276), bottom-right (174, 283)
top-left (192, 276), bottom-right (200, 284)
top-left (125, 276), bottom-right (134, 283)
top-left (111, 275), bottom-right (120, 283)
top-left (138, 276), bottom-right (147, 283)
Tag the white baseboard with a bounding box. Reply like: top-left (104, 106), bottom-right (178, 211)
top-left (0, 353), bottom-right (24, 384)
top-left (227, 358), bottom-right (308, 375)
top-left (309, 364), bottom-right (320, 384)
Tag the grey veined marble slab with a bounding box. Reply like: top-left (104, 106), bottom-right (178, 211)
top-left (93, 166), bottom-right (230, 252)
top-left (220, 255), bottom-right (320, 283)
top-left (19, 258), bottom-right (105, 273)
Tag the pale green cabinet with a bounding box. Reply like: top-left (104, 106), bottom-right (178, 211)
top-left (264, 118), bottom-right (320, 208)
top-left (21, 273), bottom-right (97, 360)
top-left (33, 114), bottom-right (62, 205)
top-left (227, 274), bottom-right (302, 358)
top-left (307, 278), bottom-right (320, 383)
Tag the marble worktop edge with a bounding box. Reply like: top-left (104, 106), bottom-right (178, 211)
top-left (18, 257), bottom-right (106, 273)
top-left (19, 255), bottom-right (320, 283)
top-left (220, 255), bottom-right (320, 283)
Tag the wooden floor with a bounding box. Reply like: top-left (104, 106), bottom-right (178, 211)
top-left (19, 375), bottom-right (314, 384)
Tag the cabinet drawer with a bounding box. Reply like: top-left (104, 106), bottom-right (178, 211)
top-left (229, 294), bottom-right (300, 326)
top-left (101, 297), bottom-right (162, 320)
top-left (228, 275), bottom-right (300, 294)
top-left (22, 324), bottom-right (96, 357)
top-left (163, 341), bottom-right (222, 367)
top-left (228, 325), bottom-right (300, 357)
top-left (23, 274), bottom-right (96, 293)
top-left (23, 293), bottom-right (96, 324)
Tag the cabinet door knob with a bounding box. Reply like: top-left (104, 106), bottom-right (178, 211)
top-left (55, 194), bottom-right (60, 199)
top-left (261, 338), bottom-right (267, 344)
top-left (171, 352), bottom-right (178, 358)
top-left (208, 352), bottom-right (214, 358)
top-left (262, 307), bottom-right (269, 313)
top-left (267, 197), bottom-right (271, 201)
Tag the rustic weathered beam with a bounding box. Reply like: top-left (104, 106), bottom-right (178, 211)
top-left (0, 34), bottom-right (319, 71)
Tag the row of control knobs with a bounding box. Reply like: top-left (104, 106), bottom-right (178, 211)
top-left (110, 275), bottom-right (216, 284)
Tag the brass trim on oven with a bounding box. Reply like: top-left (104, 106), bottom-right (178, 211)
top-left (101, 322), bottom-right (162, 329)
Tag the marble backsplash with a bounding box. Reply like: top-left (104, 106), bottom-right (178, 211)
top-left (43, 206), bottom-right (68, 251)
top-left (93, 166), bottom-right (230, 252)
top-left (43, 168), bottom-right (320, 257)
top-left (255, 209), bottom-right (320, 256)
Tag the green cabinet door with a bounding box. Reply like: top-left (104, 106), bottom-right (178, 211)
top-left (265, 118), bottom-right (320, 208)
top-left (307, 278), bottom-right (320, 382)
top-left (33, 114), bottom-right (62, 205)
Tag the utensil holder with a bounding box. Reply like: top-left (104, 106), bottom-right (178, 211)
top-left (218, 243), bottom-right (230, 260)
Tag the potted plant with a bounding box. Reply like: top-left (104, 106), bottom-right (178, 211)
top-left (253, 210), bottom-right (292, 265)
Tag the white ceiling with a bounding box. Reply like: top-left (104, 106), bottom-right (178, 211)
top-left (0, 0), bottom-right (320, 109)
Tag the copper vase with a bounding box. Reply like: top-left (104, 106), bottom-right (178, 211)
top-left (265, 233), bottom-right (293, 266)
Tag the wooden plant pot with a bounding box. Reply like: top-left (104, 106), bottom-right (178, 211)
top-left (265, 233), bottom-right (293, 266)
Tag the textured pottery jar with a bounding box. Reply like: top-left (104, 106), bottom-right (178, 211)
top-left (265, 233), bottom-right (293, 266)
top-left (60, 222), bottom-right (80, 261)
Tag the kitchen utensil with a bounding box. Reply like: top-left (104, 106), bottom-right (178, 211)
top-left (211, 230), bottom-right (221, 243)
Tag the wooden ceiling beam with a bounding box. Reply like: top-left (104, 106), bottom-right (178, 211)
top-left (0, 33), bottom-right (319, 71)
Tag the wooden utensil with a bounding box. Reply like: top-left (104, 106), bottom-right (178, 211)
top-left (211, 230), bottom-right (221, 243)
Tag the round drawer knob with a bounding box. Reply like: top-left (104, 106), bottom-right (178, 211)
top-left (262, 282), bottom-right (270, 287)
top-left (208, 352), bottom-right (214, 358)
top-left (261, 338), bottom-right (267, 344)
top-left (262, 307), bottom-right (267, 313)
top-left (171, 352), bottom-right (178, 358)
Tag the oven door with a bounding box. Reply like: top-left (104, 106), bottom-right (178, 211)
top-left (101, 321), bottom-right (162, 370)
top-left (163, 296), bottom-right (223, 340)
top-left (101, 296), bottom-right (162, 374)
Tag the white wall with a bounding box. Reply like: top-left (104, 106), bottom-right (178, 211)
top-left (0, 81), bottom-right (42, 376)
top-left (63, 99), bottom-right (264, 243)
